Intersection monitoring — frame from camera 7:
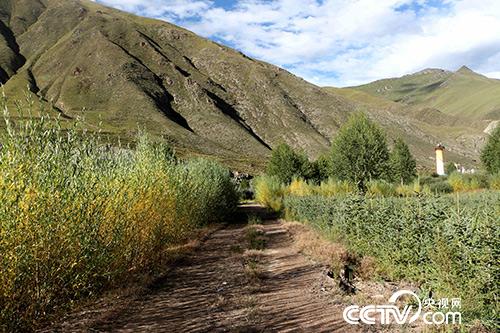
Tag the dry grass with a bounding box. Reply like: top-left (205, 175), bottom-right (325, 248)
top-left (245, 225), bottom-right (267, 250)
top-left (283, 221), bottom-right (347, 273)
top-left (243, 249), bottom-right (265, 262)
top-left (242, 235), bottom-right (267, 283)
top-left (240, 295), bottom-right (261, 324)
top-left (243, 260), bottom-right (266, 283)
top-left (283, 221), bottom-right (378, 283)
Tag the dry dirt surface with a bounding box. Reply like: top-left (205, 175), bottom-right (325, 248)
top-left (46, 204), bottom-right (363, 333)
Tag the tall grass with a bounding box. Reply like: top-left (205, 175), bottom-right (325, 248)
top-left (287, 178), bottom-right (313, 197)
top-left (490, 173), bottom-right (500, 190)
top-left (253, 175), bottom-right (284, 211)
top-left (365, 179), bottom-right (396, 197)
top-left (447, 172), bottom-right (488, 192)
top-left (257, 174), bottom-right (497, 207)
top-left (395, 179), bottom-right (432, 196)
top-left (314, 178), bottom-right (355, 197)
top-left (0, 100), bottom-right (237, 331)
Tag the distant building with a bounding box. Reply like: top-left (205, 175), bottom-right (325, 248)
top-left (453, 163), bottom-right (476, 174)
top-left (435, 144), bottom-right (445, 176)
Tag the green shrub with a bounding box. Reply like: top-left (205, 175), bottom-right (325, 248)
top-left (420, 175), bottom-right (447, 186)
top-left (428, 181), bottom-right (454, 194)
top-left (448, 172), bottom-right (488, 192)
top-left (420, 175), bottom-right (463, 193)
top-left (312, 153), bottom-right (331, 183)
top-left (184, 158), bottom-right (239, 223)
top-left (0, 104), bottom-right (237, 331)
top-left (284, 192), bottom-right (499, 328)
top-left (481, 125), bottom-right (500, 174)
top-left (445, 162), bottom-right (457, 175)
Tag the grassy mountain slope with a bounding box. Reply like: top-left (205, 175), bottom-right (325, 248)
top-left (325, 87), bottom-right (486, 167)
top-left (0, 0), bottom-right (357, 171)
top-left (0, 0), bottom-right (488, 170)
top-left (354, 67), bottom-right (500, 120)
top-left (354, 68), bottom-right (452, 105)
top-left (421, 67), bottom-right (500, 119)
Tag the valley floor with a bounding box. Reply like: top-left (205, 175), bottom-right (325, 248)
top-left (43, 205), bottom-right (392, 333)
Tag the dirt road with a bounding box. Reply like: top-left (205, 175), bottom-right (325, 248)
top-left (49, 205), bottom-right (360, 332)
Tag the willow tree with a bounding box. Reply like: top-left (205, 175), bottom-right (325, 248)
top-left (266, 143), bottom-right (310, 184)
top-left (481, 126), bottom-right (500, 174)
top-left (329, 113), bottom-right (390, 189)
top-left (389, 138), bottom-right (417, 184)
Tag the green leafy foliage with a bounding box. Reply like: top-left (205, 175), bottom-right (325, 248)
top-left (284, 193), bottom-right (499, 328)
top-left (428, 180), bottom-right (454, 194)
top-left (445, 162), bottom-right (457, 175)
top-left (312, 153), bottom-right (331, 182)
top-left (481, 125), bottom-right (500, 174)
top-left (329, 113), bottom-right (390, 189)
top-left (388, 138), bottom-right (417, 184)
top-left (266, 143), bottom-right (311, 184)
top-left (0, 102), bottom-right (238, 331)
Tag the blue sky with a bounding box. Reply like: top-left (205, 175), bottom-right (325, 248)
top-left (95, 0), bottom-right (500, 86)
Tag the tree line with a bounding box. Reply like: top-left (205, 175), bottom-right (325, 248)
top-left (266, 113), bottom-right (500, 189)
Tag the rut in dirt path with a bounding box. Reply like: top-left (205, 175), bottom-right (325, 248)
top-left (59, 204), bottom-right (359, 332)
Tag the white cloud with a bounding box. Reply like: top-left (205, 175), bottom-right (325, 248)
top-left (96, 0), bottom-right (211, 19)
top-left (96, 0), bottom-right (500, 87)
top-left (486, 71), bottom-right (500, 79)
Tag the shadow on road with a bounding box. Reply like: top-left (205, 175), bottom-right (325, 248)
top-left (234, 202), bottom-right (279, 222)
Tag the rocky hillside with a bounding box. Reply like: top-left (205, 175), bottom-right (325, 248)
top-left (0, 0), bottom-right (488, 170)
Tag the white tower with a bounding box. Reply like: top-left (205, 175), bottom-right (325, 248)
top-left (435, 144), bottom-right (445, 176)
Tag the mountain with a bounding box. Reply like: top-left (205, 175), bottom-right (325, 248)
top-left (324, 87), bottom-right (487, 168)
top-left (0, 0), bottom-right (489, 171)
top-left (353, 66), bottom-right (500, 120)
top-left (0, 0), bottom-right (357, 170)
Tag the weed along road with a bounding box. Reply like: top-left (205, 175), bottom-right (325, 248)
top-left (49, 204), bottom-right (359, 332)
